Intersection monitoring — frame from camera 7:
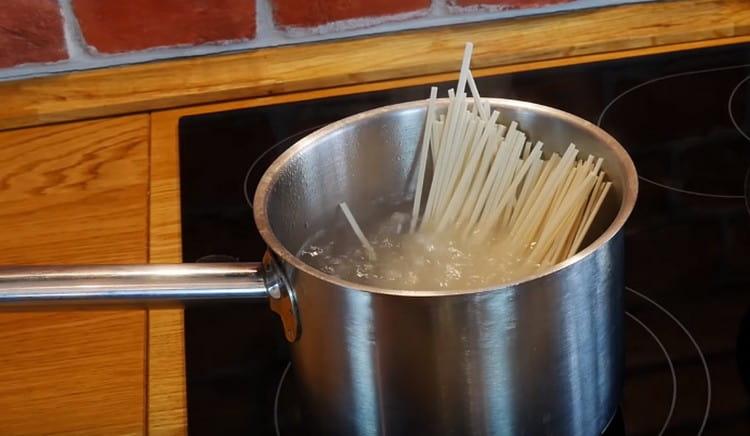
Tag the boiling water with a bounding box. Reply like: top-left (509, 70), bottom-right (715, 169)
top-left (299, 206), bottom-right (540, 291)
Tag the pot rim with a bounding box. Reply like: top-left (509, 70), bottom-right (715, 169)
top-left (254, 98), bottom-right (638, 297)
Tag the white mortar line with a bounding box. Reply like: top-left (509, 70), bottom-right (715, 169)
top-left (257, 0), bottom-right (284, 41)
top-left (431, 0), bottom-right (450, 16)
top-left (59, 0), bottom-right (91, 60)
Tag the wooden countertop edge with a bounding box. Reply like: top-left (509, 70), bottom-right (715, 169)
top-left (2, 0), bottom-right (749, 131)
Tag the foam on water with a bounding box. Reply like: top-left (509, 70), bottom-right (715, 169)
top-left (299, 207), bottom-right (539, 291)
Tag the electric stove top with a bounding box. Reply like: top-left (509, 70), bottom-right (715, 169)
top-left (178, 42), bottom-right (750, 435)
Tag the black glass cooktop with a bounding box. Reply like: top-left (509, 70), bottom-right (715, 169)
top-left (178, 42), bottom-right (750, 435)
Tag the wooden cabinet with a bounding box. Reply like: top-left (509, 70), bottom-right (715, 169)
top-left (0, 116), bottom-right (149, 435)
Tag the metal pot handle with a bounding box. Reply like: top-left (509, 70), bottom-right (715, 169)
top-left (0, 251), bottom-right (301, 342)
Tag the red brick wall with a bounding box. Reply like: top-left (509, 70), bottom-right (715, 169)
top-left (272, 0), bottom-right (431, 28)
top-left (0, 0), bottom-right (67, 68)
top-left (72, 0), bottom-right (256, 54)
top-left (0, 0), bottom-right (623, 78)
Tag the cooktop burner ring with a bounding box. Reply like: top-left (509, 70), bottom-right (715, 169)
top-left (597, 64), bottom-right (750, 128)
top-left (729, 74), bottom-right (750, 144)
top-left (625, 311), bottom-right (676, 435)
top-left (243, 125), bottom-right (325, 210)
top-left (626, 286), bottom-right (712, 435)
top-left (733, 75), bottom-right (750, 217)
top-left (598, 64), bottom-right (750, 200)
top-left (274, 361), bottom-right (292, 436)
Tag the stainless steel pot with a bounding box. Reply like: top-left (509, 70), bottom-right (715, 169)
top-left (0, 98), bottom-right (637, 436)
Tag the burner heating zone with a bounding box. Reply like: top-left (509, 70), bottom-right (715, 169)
top-left (599, 64), bottom-right (750, 200)
top-left (624, 287), bottom-right (711, 436)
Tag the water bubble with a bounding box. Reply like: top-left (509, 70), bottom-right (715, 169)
top-left (301, 245), bottom-right (324, 257)
top-left (355, 262), bottom-right (374, 279)
top-left (298, 201), bottom-right (540, 291)
top-left (445, 264), bottom-right (461, 281)
top-left (384, 269), bottom-right (402, 281)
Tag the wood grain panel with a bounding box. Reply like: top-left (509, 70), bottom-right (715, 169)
top-left (0, 310), bottom-right (146, 436)
top-left (0, 116), bottom-right (149, 435)
top-left (149, 112), bottom-right (182, 267)
top-left (147, 111), bottom-right (187, 435)
top-left (147, 309), bottom-right (187, 436)
top-left (1, 0), bottom-right (749, 130)
top-left (0, 116), bottom-right (149, 263)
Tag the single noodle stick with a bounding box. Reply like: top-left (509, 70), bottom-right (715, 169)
top-left (543, 214), bottom-right (572, 265)
top-left (436, 122), bottom-right (497, 231)
top-left (481, 132), bottom-right (527, 224)
top-left (439, 114), bottom-right (480, 219)
top-left (592, 157), bottom-right (604, 175)
top-left (455, 137), bottom-right (498, 226)
top-left (510, 145), bottom-right (578, 250)
top-left (569, 181), bottom-right (612, 256)
top-left (467, 70), bottom-right (490, 121)
top-left (457, 43), bottom-right (474, 97)
top-left (545, 152), bottom-right (591, 223)
top-left (566, 171), bottom-right (605, 257)
top-left (502, 194), bottom-right (516, 228)
top-left (464, 122), bottom-right (519, 233)
top-left (411, 86), bottom-right (439, 233)
top-left (508, 153), bottom-right (558, 232)
top-left (508, 153), bottom-right (543, 228)
top-left (531, 173), bottom-right (594, 262)
top-left (578, 172), bottom-right (605, 227)
top-left (437, 111), bottom-right (501, 230)
top-left (423, 90), bottom-right (462, 225)
top-left (559, 179), bottom-right (594, 258)
top-left (431, 118), bottom-right (444, 164)
top-left (546, 207), bottom-right (580, 264)
top-left (529, 173), bottom-right (596, 264)
top-left (436, 111), bottom-right (478, 215)
top-left (476, 142), bottom-right (543, 236)
top-left (548, 173), bottom-right (596, 264)
top-left (543, 162), bottom-right (577, 225)
top-left (339, 202), bottom-right (377, 261)
top-left (432, 97), bottom-right (472, 217)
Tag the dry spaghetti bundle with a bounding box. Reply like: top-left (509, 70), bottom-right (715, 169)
top-left (409, 43), bottom-right (611, 267)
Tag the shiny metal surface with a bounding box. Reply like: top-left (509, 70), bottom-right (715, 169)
top-left (254, 99), bottom-right (637, 435)
top-left (264, 251), bottom-right (301, 342)
top-left (0, 263), bottom-right (268, 305)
